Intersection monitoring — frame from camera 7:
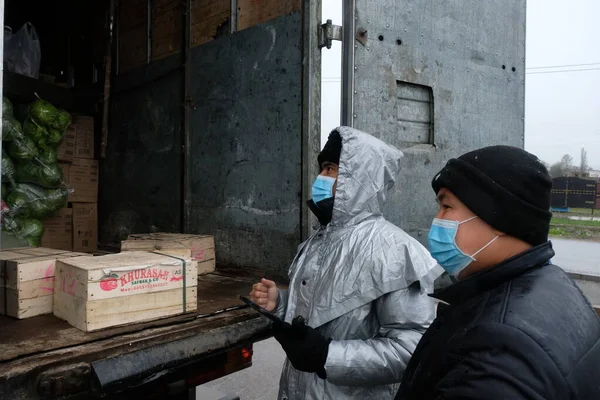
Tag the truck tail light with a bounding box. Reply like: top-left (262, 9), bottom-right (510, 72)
top-left (185, 344), bottom-right (253, 387)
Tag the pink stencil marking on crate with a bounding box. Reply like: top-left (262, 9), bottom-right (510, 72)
top-left (191, 248), bottom-right (206, 261)
top-left (170, 276), bottom-right (183, 282)
top-left (40, 263), bottom-right (55, 293)
top-left (60, 270), bottom-right (77, 296)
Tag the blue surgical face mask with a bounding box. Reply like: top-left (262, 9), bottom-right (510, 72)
top-left (311, 175), bottom-right (336, 204)
top-left (428, 216), bottom-right (499, 278)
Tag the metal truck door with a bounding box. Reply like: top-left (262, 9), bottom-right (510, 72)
top-left (341, 0), bottom-right (526, 244)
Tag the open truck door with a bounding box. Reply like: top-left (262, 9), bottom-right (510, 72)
top-left (339, 0), bottom-right (526, 246)
top-left (0, 1), bottom-right (323, 399)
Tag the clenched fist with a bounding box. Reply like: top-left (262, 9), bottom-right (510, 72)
top-left (249, 278), bottom-right (279, 312)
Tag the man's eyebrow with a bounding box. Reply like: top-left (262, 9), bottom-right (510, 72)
top-left (436, 193), bottom-right (446, 204)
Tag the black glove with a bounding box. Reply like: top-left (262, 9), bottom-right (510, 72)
top-left (273, 316), bottom-right (331, 379)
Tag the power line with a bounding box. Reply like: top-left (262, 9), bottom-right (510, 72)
top-left (527, 62), bottom-right (600, 70)
top-left (526, 67), bottom-right (600, 75)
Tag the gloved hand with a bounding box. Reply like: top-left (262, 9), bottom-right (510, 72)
top-left (273, 316), bottom-right (331, 379)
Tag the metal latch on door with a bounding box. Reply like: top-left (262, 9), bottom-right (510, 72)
top-left (319, 19), bottom-right (343, 49)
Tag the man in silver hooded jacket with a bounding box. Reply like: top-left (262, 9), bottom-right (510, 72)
top-left (250, 127), bottom-right (441, 399)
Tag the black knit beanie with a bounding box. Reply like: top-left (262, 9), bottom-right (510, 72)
top-left (432, 145), bottom-right (552, 246)
top-left (317, 130), bottom-right (342, 169)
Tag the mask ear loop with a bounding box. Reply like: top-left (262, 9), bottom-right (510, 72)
top-left (471, 235), bottom-right (500, 260)
top-left (459, 216), bottom-right (478, 225)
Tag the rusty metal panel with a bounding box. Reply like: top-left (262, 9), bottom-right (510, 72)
top-left (344, 0), bottom-right (526, 245)
top-left (188, 13), bottom-right (303, 277)
top-left (99, 60), bottom-right (183, 246)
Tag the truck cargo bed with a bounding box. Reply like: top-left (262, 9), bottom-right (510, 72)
top-left (0, 267), bottom-right (272, 387)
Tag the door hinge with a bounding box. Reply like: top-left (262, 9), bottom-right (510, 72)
top-left (319, 19), bottom-right (343, 49)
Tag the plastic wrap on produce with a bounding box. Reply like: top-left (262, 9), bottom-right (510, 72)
top-left (1, 95), bottom-right (74, 247)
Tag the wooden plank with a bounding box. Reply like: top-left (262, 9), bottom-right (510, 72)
top-left (54, 286), bottom-right (197, 332)
top-left (119, 0), bottom-right (147, 30)
top-left (595, 306), bottom-right (600, 316)
top-left (189, 0), bottom-right (230, 48)
top-left (152, 33), bottom-right (182, 61)
top-left (237, 0), bottom-right (300, 31)
top-left (198, 259), bottom-right (216, 276)
top-left (119, 26), bottom-right (147, 72)
top-left (150, 0), bottom-right (182, 61)
top-left (121, 233), bottom-right (215, 262)
top-left (6, 290), bottom-right (53, 319)
top-left (154, 0), bottom-right (182, 14)
top-left (153, 2), bottom-right (182, 39)
top-left (5, 252), bottom-right (86, 287)
top-left (56, 252), bottom-right (197, 302)
top-left (190, 0), bottom-right (229, 26)
top-left (15, 277), bottom-right (55, 299)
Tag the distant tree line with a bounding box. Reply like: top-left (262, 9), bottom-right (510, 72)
top-left (547, 148), bottom-right (592, 179)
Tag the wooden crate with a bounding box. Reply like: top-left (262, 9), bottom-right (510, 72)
top-left (1, 248), bottom-right (86, 319)
top-left (121, 233), bottom-right (216, 276)
top-left (54, 251), bottom-right (198, 332)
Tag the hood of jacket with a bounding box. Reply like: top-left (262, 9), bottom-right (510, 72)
top-left (330, 126), bottom-right (404, 227)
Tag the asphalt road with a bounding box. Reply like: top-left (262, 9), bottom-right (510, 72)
top-left (197, 337), bottom-right (285, 400)
top-left (550, 238), bottom-right (600, 275)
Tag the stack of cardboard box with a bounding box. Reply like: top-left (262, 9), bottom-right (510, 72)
top-left (41, 116), bottom-right (98, 253)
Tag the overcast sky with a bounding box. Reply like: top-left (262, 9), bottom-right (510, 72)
top-left (321, 0), bottom-right (600, 169)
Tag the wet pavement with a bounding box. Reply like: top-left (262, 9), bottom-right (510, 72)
top-left (197, 337), bottom-right (285, 400)
top-left (550, 238), bottom-right (600, 275)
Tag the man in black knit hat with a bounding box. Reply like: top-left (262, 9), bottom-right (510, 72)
top-left (395, 145), bottom-right (600, 400)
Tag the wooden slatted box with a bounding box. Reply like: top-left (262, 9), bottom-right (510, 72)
top-left (121, 233), bottom-right (216, 276)
top-left (0, 248), bottom-right (87, 318)
top-left (53, 251), bottom-right (198, 332)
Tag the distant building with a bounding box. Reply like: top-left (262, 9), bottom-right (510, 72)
top-left (588, 170), bottom-right (600, 178)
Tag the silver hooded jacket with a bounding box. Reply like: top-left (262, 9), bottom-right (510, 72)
top-left (274, 127), bottom-right (441, 400)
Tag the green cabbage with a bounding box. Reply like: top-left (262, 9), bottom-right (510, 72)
top-left (28, 98), bottom-right (58, 127)
top-left (2, 116), bottom-right (24, 142)
top-left (2, 214), bottom-right (44, 247)
top-left (39, 147), bottom-right (57, 164)
top-left (53, 110), bottom-right (72, 131)
top-left (7, 136), bottom-right (38, 161)
top-left (2, 97), bottom-right (13, 117)
top-left (1, 150), bottom-right (16, 185)
top-left (5, 191), bottom-right (30, 218)
top-left (23, 117), bottom-right (48, 145)
top-left (15, 160), bottom-right (63, 188)
top-left (48, 128), bottom-right (65, 145)
top-left (5, 183), bottom-right (69, 220)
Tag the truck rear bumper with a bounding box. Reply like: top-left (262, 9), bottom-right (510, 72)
top-left (0, 311), bottom-right (271, 400)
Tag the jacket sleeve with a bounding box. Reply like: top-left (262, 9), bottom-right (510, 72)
top-left (432, 323), bottom-right (567, 400)
top-left (273, 288), bottom-right (289, 319)
top-left (324, 278), bottom-right (437, 386)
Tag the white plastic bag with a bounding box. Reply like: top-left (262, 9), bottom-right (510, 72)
top-left (4, 22), bottom-right (41, 79)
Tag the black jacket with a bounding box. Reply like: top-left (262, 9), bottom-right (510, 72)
top-left (395, 242), bottom-right (600, 400)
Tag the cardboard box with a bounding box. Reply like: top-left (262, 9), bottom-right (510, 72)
top-left (54, 251), bottom-right (198, 332)
top-left (57, 124), bottom-right (76, 163)
top-left (73, 203), bottom-right (97, 253)
top-left (0, 248), bottom-right (85, 319)
top-left (68, 158), bottom-right (98, 203)
top-left (74, 116), bottom-right (95, 159)
top-left (121, 233), bottom-right (216, 276)
top-left (41, 208), bottom-right (73, 251)
top-left (60, 163), bottom-right (70, 184)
